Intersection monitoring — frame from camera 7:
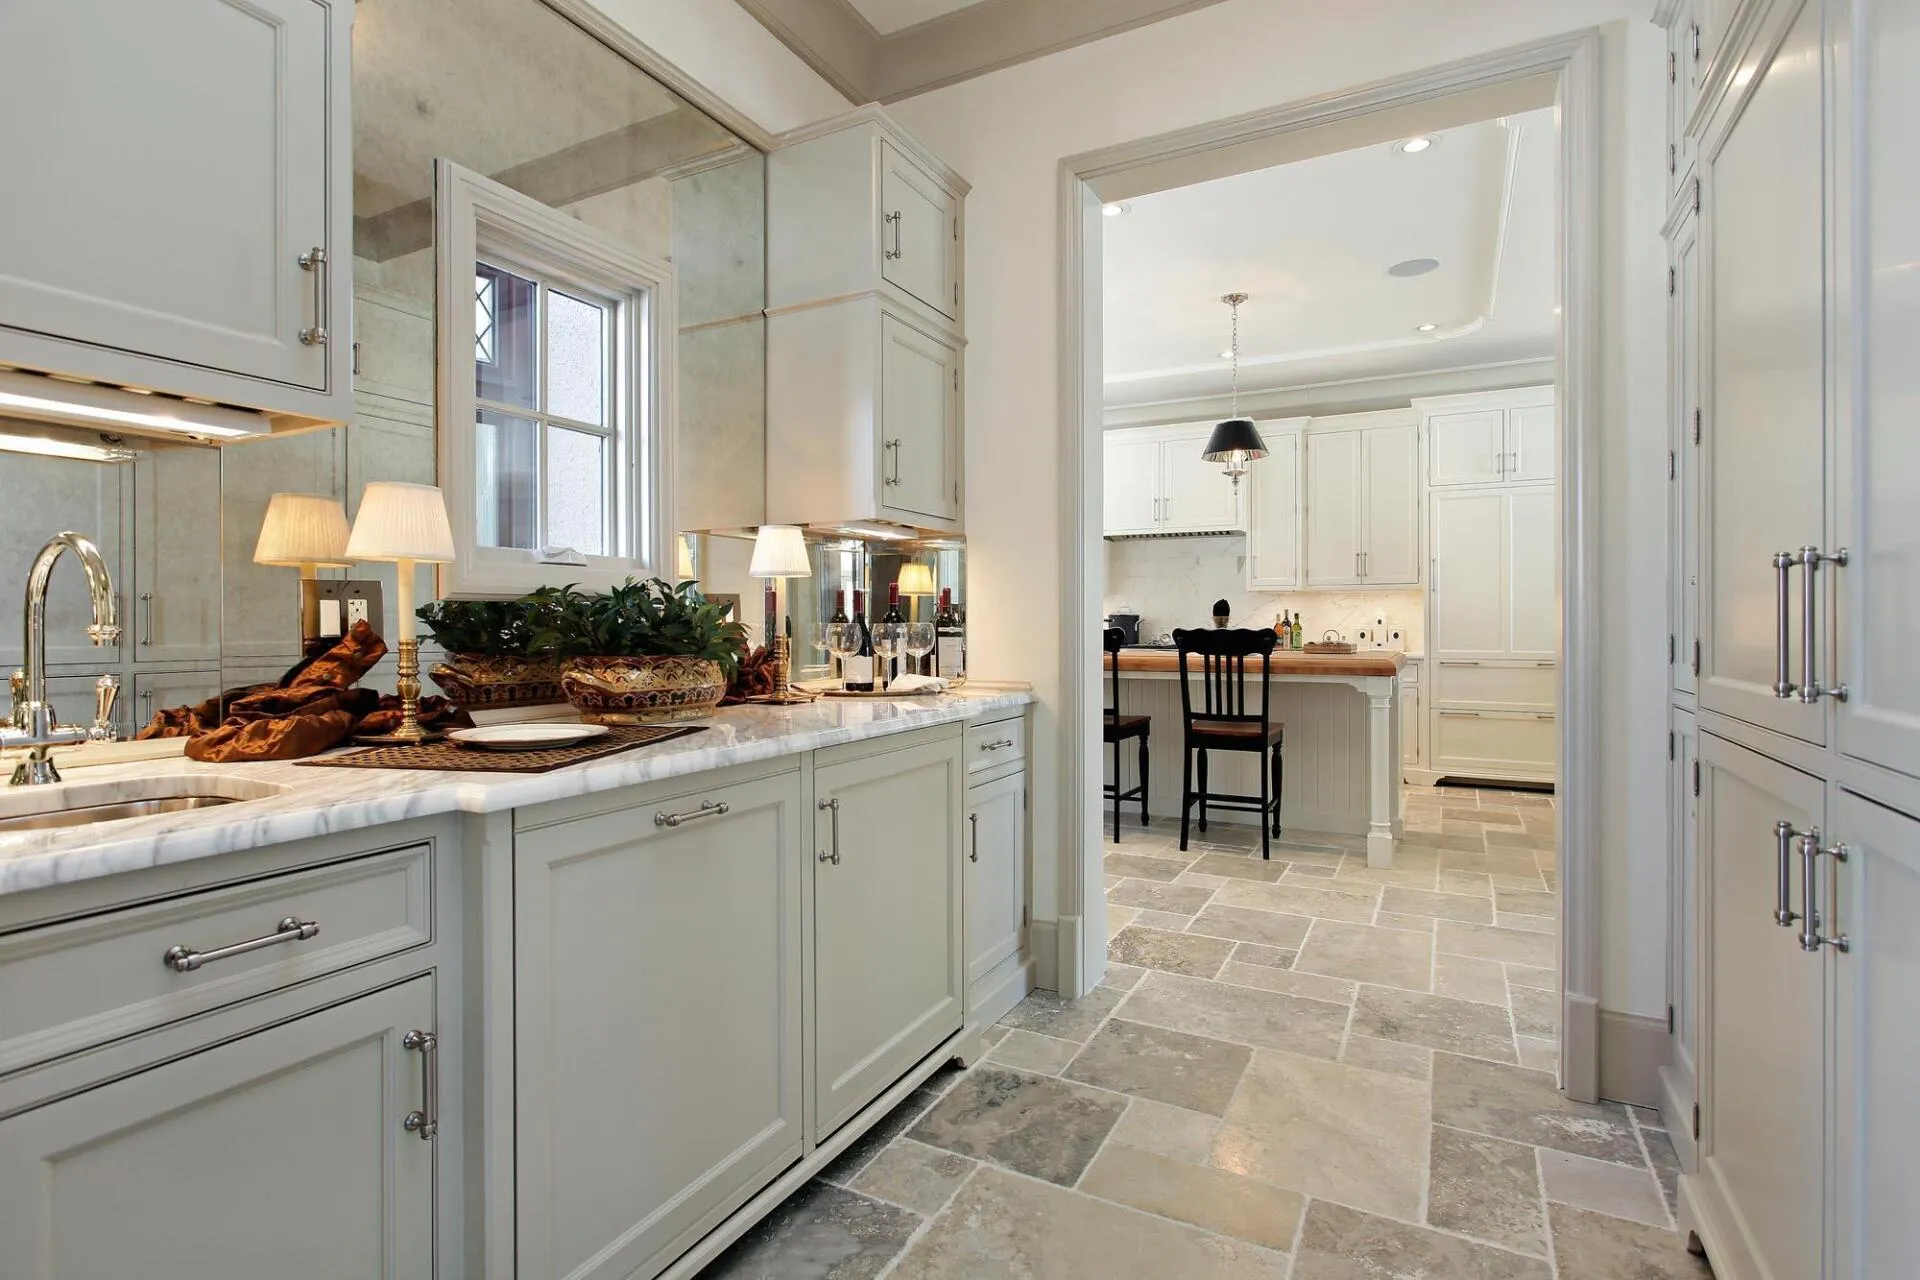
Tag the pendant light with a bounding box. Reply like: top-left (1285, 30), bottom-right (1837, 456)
top-left (1202, 292), bottom-right (1267, 493)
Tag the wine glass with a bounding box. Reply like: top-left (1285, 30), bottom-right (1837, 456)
top-left (905, 622), bottom-right (935, 678)
top-left (825, 622), bottom-right (860, 687)
top-left (871, 622), bottom-right (905, 690)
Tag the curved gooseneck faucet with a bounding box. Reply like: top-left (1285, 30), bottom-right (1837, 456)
top-left (4, 532), bottom-right (121, 785)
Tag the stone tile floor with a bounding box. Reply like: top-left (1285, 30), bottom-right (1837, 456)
top-left (698, 787), bottom-right (1711, 1278)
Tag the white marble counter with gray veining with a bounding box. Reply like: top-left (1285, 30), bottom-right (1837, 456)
top-left (0, 687), bottom-right (1033, 898)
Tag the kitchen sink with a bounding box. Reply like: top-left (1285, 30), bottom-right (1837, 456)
top-left (0, 774), bottom-right (290, 835)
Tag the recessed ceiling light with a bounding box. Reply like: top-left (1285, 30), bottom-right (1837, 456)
top-left (1416, 323), bottom-right (1439, 333)
top-left (1388, 257), bottom-right (1441, 278)
top-left (1101, 202), bottom-right (1131, 217)
top-left (1394, 136), bottom-right (1435, 155)
top-left (1219, 349), bottom-right (1235, 360)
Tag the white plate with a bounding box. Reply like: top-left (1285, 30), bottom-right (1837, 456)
top-left (448, 723), bottom-right (610, 751)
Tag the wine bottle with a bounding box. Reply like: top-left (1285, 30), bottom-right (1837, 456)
top-left (829, 589), bottom-right (849, 681)
top-left (882, 583), bottom-right (906, 681)
top-left (844, 590), bottom-right (876, 692)
top-left (934, 588), bottom-right (966, 681)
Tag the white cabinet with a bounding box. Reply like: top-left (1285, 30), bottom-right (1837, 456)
top-left (1430, 489), bottom-right (1555, 662)
top-left (513, 768), bottom-right (805, 1280)
top-left (881, 312), bottom-right (962, 523)
top-left (1670, 207), bottom-right (1701, 697)
top-left (1663, 708), bottom-right (1699, 1168)
top-left (966, 770), bottom-right (1027, 990)
top-left (1100, 425), bottom-right (1242, 537)
top-left (1665, 0), bottom-right (1701, 198)
top-left (1415, 387), bottom-right (1556, 488)
top-left (1302, 415), bottom-right (1418, 587)
top-left (1244, 422), bottom-right (1305, 589)
top-left (1400, 661), bottom-right (1424, 771)
top-left (813, 733), bottom-right (965, 1139)
top-left (132, 448), bottom-right (222, 666)
top-left (0, 0), bottom-right (351, 425)
top-left (880, 142), bottom-right (961, 321)
top-left (0, 976), bottom-right (436, 1279)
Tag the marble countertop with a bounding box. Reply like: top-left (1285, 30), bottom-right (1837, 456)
top-left (0, 687), bottom-right (1033, 899)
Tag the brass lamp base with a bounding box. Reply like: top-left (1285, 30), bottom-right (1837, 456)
top-left (758, 634), bottom-right (816, 705)
top-left (353, 637), bottom-right (445, 745)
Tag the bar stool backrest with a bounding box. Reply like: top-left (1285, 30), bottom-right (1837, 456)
top-left (1172, 627), bottom-right (1277, 736)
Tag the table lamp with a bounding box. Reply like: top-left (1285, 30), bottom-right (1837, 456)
top-left (345, 482), bottom-right (456, 744)
top-left (253, 493), bottom-right (353, 651)
top-left (896, 562), bottom-right (935, 621)
top-left (748, 524), bottom-right (814, 704)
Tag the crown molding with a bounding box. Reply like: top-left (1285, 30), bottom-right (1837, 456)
top-left (1100, 357), bottom-right (1558, 428)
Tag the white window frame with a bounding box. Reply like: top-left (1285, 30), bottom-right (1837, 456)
top-left (434, 159), bottom-right (676, 598)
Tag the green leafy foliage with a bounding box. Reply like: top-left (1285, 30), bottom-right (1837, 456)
top-left (414, 595), bottom-right (556, 657)
top-left (527, 579), bottom-right (750, 677)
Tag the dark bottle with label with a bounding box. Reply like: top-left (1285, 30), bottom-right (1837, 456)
top-left (934, 588), bottom-right (966, 682)
top-left (828, 589), bottom-right (849, 681)
top-left (882, 583), bottom-right (905, 681)
top-left (843, 590), bottom-right (876, 692)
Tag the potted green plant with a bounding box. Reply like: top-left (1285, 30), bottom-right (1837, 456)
top-left (534, 579), bottom-right (749, 723)
top-left (417, 593), bottom-right (567, 710)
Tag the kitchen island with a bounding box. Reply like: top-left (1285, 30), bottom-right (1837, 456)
top-left (1104, 647), bottom-right (1405, 866)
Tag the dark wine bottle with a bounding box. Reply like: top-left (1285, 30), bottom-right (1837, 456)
top-left (934, 588), bottom-right (966, 681)
top-left (844, 589), bottom-right (876, 692)
top-left (882, 583), bottom-right (906, 681)
top-left (829, 589), bottom-right (849, 681)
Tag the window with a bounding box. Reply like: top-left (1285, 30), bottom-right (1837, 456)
top-left (435, 161), bottom-right (675, 597)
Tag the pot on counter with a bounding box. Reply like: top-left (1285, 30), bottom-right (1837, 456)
top-left (1105, 612), bottom-right (1142, 645)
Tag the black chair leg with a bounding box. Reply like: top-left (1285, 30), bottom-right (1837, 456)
top-left (1197, 749), bottom-right (1209, 833)
top-left (1258, 744), bottom-right (1270, 861)
top-left (1111, 738), bottom-right (1122, 845)
top-left (1270, 742), bottom-right (1283, 838)
top-left (1139, 732), bottom-right (1151, 826)
top-left (1178, 745), bottom-right (1193, 851)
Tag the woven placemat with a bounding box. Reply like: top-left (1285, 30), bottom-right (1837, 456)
top-left (298, 723), bottom-right (706, 773)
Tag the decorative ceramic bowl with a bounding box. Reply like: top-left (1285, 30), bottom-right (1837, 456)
top-left (429, 654), bottom-right (567, 710)
top-left (560, 655), bottom-right (727, 724)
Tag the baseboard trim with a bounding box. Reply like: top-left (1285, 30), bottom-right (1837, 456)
top-left (1563, 991), bottom-right (1599, 1101)
top-left (1597, 1008), bottom-right (1667, 1108)
top-left (1031, 918), bottom-right (1060, 994)
top-left (1056, 912), bottom-right (1087, 997)
top-left (968, 954), bottom-right (1036, 1033)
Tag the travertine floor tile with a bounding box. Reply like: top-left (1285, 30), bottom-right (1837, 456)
top-left (1494, 886), bottom-right (1558, 916)
top-left (1062, 1018), bottom-right (1251, 1116)
top-left (1437, 868), bottom-right (1494, 896)
top-left (1107, 878), bottom-right (1218, 915)
top-left (1506, 961), bottom-right (1559, 991)
top-left (1108, 1097), bottom-right (1221, 1164)
top-left (1107, 904), bottom-right (1140, 934)
top-left (909, 1067), bottom-right (1126, 1187)
top-left (1294, 918), bottom-right (1434, 992)
top-left (998, 987), bottom-right (1125, 1043)
top-left (1498, 910), bottom-right (1557, 935)
top-left (1431, 1052), bottom-right (1641, 1164)
top-left (1133, 908), bottom-right (1199, 931)
top-left (1120, 970), bottom-right (1349, 1058)
top-left (1214, 959), bottom-right (1358, 1005)
top-left (1351, 985), bottom-right (1518, 1062)
top-left (696, 1180), bottom-right (921, 1280)
top-left (1212, 1049), bottom-right (1430, 1220)
top-left (1516, 1035), bottom-right (1560, 1073)
top-left (1433, 951), bottom-right (1510, 1007)
top-left (1186, 904), bottom-right (1313, 950)
top-left (1381, 885), bottom-right (1496, 925)
top-left (1339, 1034), bottom-right (1433, 1081)
top-left (1079, 1143), bottom-right (1305, 1251)
top-left (1435, 919), bottom-right (1558, 967)
top-left (1643, 1124), bottom-right (1684, 1218)
top-left (848, 1140), bottom-right (975, 1216)
top-left (1375, 910), bottom-right (1438, 933)
top-left (1230, 941), bottom-right (1299, 969)
top-left (1108, 925), bottom-right (1234, 978)
top-left (1547, 1203), bottom-right (1713, 1279)
top-left (987, 1029), bottom-right (1083, 1076)
top-left (888, 1166), bottom-right (1288, 1279)
top-left (1189, 852), bottom-right (1285, 882)
top-left (1103, 852), bottom-right (1190, 882)
top-left (1099, 961), bottom-right (1146, 990)
top-left (1538, 1147), bottom-right (1669, 1227)
top-left (1214, 879), bottom-right (1381, 924)
top-left (1427, 1124), bottom-right (1547, 1255)
top-left (1510, 984), bottom-right (1558, 1038)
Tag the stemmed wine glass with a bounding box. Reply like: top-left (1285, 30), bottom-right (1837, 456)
top-left (905, 622), bottom-right (936, 678)
top-left (871, 622), bottom-right (905, 690)
top-left (824, 622), bottom-right (860, 688)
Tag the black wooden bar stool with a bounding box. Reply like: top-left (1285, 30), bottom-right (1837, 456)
top-left (1173, 627), bottom-right (1284, 859)
top-left (1102, 628), bottom-right (1151, 843)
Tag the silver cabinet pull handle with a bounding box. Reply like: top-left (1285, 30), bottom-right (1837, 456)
top-left (402, 1029), bottom-right (439, 1140)
top-left (1772, 551), bottom-right (1798, 698)
top-left (969, 811), bottom-right (980, 862)
top-left (1798, 828), bottom-right (1823, 953)
top-left (163, 915), bottom-right (319, 972)
top-left (884, 438), bottom-right (902, 486)
top-left (1814, 840), bottom-right (1851, 953)
top-left (818, 796), bottom-right (841, 864)
top-left (1773, 820), bottom-right (1804, 929)
top-left (139, 592), bottom-right (154, 647)
top-left (654, 800), bottom-right (729, 828)
top-left (298, 247), bottom-right (329, 346)
top-left (884, 210), bottom-right (904, 260)
top-left (1796, 547), bottom-right (1850, 703)
top-left (979, 738), bottom-right (1015, 751)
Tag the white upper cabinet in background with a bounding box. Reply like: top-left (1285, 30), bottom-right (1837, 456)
top-left (1414, 387), bottom-right (1557, 488)
top-left (1302, 413), bottom-right (1418, 588)
top-left (1101, 425), bottom-right (1242, 537)
top-left (0, 0), bottom-right (352, 426)
top-left (1243, 422), bottom-right (1305, 590)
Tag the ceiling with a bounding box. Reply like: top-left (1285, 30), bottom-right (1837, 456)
top-left (1101, 108), bottom-right (1558, 409)
top-left (840, 0), bottom-right (996, 35)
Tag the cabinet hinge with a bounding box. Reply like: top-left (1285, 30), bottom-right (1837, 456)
top-left (953, 480), bottom-right (960, 502)
top-left (1669, 731), bottom-right (1676, 761)
top-left (1668, 449), bottom-right (1676, 480)
top-left (953, 369), bottom-right (959, 391)
top-left (1692, 1103), bottom-right (1701, 1141)
top-left (1022, 904), bottom-right (1029, 927)
top-left (1693, 758), bottom-right (1701, 797)
top-left (1692, 408), bottom-right (1701, 445)
top-left (1669, 633), bottom-right (1677, 664)
top-left (1693, 177), bottom-right (1702, 214)
top-left (1668, 1003), bottom-right (1676, 1034)
top-left (954, 282), bottom-right (960, 307)
top-left (1668, 266), bottom-right (1676, 296)
top-left (1692, 639), bottom-right (1701, 676)
top-left (351, 340), bottom-right (361, 378)
top-left (1668, 143), bottom-right (1677, 176)
top-left (1669, 50), bottom-right (1678, 83)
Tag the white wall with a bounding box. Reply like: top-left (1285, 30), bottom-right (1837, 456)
top-left (888, 0), bottom-right (1671, 1019)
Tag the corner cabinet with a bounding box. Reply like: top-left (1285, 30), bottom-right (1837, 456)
top-left (1302, 413), bottom-right (1419, 587)
top-left (0, 0), bottom-right (353, 425)
top-left (768, 107), bottom-right (968, 535)
top-left (1102, 424), bottom-right (1243, 537)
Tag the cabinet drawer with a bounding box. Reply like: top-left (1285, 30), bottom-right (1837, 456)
top-left (966, 715), bottom-right (1026, 774)
top-left (1433, 710), bottom-right (1556, 775)
top-left (0, 844), bottom-right (432, 1074)
top-left (1434, 661), bottom-right (1556, 710)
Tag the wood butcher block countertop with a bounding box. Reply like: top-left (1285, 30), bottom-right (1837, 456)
top-left (1106, 648), bottom-right (1406, 677)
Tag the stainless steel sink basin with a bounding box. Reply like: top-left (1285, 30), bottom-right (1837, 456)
top-left (0, 773), bottom-right (290, 836)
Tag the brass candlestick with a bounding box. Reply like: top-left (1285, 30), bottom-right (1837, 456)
top-left (760, 633), bottom-right (816, 705)
top-left (356, 637), bottom-right (444, 745)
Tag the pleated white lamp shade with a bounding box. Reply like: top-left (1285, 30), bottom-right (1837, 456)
top-left (346, 482), bottom-right (456, 564)
top-left (253, 493), bottom-right (353, 570)
top-left (748, 525), bottom-right (812, 579)
top-left (896, 563), bottom-right (935, 597)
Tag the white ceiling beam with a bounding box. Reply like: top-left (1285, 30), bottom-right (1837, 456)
top-left (1100, 357), bottom-right (1559, 428)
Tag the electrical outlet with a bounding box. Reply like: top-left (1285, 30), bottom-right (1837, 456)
top-left (1355, 627), bottom-right (1372, 646)
top-left (1388, 627), bottom-right (1405, 649)
top-left (346, 597), bottom-right (371, 629)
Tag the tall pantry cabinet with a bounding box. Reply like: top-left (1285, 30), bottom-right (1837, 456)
top-left (1660, 0), bottom-right (1920, 1276)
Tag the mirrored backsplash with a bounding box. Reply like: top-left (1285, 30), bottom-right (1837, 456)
top-left (0, 0), bottom-right (768, 735)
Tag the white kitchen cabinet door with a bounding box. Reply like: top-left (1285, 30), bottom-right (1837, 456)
top-left (879, 312), bottom-right (960, 523)
top-left (1430, 710), bottom-right (1555, 779)
top-left (1401, 671), bottom-right (1423, 769)
top-left (1103, 433), bottom-right (1162, 536)
top-left (1360, 425), bottom-right (1419, 583)
top-left (1697, 0), bottom-right (1826, 747)
top-left (880, 142), bottom-right (958, 321)
top-left (133, 447), bottom-right (222, 666)
top-left (1831, 789), bottom-right (1920, 1280)
top-left (966, 771), bottom-right (1026, 990)
top-left (1506, 488), bottom-right (1557, 658)
top-left (1667, 0), bottom-right (1699, 200)
top-left (514, 771), bottom-right (805, 1280)
top-left (1694, 730), bottom-right (1825, 1280)
top-left (1159, 431), bottom-right (1241, 533)
top-left (1506, 403), bottom-right (1557, 484)
top-left (814, 735), bottom-right (964, 1139)
top-left (0, 0), bottom-right (343, 400)
top-left (0, 977), bottom-right (435, 1280)
top-left (1427, 410), bottom-right (1506, 487)
top-left (1245, 426), bottom-right (1302, 589)
top-left (1672, 211), bottom-right (1701, 697)
top-left (1305, 429), bottom-right (1363, 587)
top-left (1837, 0), bottom-right (1920, 781)
top-left (1664, 708), bottom-right (1700, 1158)
top-left (0, 454), bottom-right (126, 671)
top-left (1431, 491), bottom-right (1507, 658)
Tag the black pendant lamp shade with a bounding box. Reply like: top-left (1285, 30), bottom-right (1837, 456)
top-left (1203, 417), bottom-right (1267, 462)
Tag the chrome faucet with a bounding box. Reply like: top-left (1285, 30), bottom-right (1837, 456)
top-left (3, 532), bottom-right (120, 785)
